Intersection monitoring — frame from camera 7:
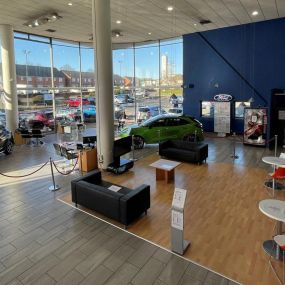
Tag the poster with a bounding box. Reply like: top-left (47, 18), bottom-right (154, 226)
top-left (171, 210), bottom-right (183, 230)
top-left (214, 102), bottom-right (231, 134)
top-left (243, 108), bottom-right (267, 146)
top-left (172, 188), bottom-right (187, 210)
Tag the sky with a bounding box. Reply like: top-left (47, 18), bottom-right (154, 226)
top-left (14, 38), bottom-right (183, 79)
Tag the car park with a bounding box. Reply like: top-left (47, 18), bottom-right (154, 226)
top-left (120, 114), bottom-right (203, 149)
top-left (0, 123), bottom-right (13, 155)
top-left (137, 106), bottom-right (166, 122)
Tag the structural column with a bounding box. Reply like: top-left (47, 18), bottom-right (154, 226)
top-left (0, 24), bottom-right (18, 132)
top-left (92, 0), bottom-right (114, 169)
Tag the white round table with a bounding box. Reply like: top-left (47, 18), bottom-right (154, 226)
top-left (259, 199), bottom-right (285, 260)
top-left (262, 156), bottom-right (285, 168)
top-left (262, 156), bottom-right (285, 192)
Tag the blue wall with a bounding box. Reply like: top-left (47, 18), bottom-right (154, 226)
top-left (183, 18), bottom-right (285, 133)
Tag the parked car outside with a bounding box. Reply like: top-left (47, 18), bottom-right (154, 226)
top-left (68, 97), bottom-right (94, 107)
top-left (114, 95), bottom-right (127, 104)
top-left (0, 123), bottom-right (13, 155)
top-left (114, 94), bottom-right (134, 104)
top-left (120, 114), bottom-right (204, 149)
top-left (83, 105), bottom-right (96, 119)
top-left (168, 108), bottom-right (183, 115)
top-left (137, 106), bottom-right (166, 122)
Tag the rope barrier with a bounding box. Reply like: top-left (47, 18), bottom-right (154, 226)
top-left (0, 160), bottom-right (49, 178)
top-left (52, 157), bottom-right (79, 176)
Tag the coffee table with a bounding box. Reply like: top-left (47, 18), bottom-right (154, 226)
top-left (150, 159), bottom-right (181, 183)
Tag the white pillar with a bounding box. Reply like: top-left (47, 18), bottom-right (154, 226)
top-left (92, 0), bottom-right (114, 169)
top-left (0, 25), bottom-right (18, 132)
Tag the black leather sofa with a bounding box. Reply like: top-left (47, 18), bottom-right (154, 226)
top-left (71, 171), bottom-right (150, 227)
top-left (159, 140), bottom-right (208, 164)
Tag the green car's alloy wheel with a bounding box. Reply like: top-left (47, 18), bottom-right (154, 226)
top-left (133, 136), bottom-right (144, 149)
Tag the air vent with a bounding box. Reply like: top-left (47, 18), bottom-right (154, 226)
top-left (199, 19), bottom-right (212, 25)
top-left (46, 29), bottom-right (56, 33)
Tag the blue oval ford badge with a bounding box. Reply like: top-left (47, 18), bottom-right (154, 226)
top-left (213, 94), bottom-right (233, 102)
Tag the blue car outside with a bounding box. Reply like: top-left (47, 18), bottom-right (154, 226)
top-left (83, 105), bottom-right (96, 118)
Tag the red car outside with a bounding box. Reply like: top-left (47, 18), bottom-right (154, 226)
top-left (28, 111), bottom-right (54, 129)
top-left (68, 98), bottom-right (91, 107)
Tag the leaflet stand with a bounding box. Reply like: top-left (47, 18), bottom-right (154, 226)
top-left (171, 188), bottom-right (190, 255)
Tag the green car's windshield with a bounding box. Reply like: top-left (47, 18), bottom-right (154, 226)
top-left (141, 114), bottom-right (179, 127)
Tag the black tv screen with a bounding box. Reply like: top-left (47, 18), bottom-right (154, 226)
top-left (83, 136), bottom-right (96, 145)
top-left (113, 136), bottom-right (132, 158)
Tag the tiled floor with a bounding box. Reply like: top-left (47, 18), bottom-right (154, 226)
top-left (0, 135), bottom-right (240, 285)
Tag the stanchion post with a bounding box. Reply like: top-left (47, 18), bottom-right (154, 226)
top-left (231, 132), bottom-right (239, 160)
top-left (275, 135), bottom-right (278, 157)
top-left (157, 129), bottom-right (161, 154)
top-left (130, 134), bottom-right (138, 162)
top-left (49, 157), bottom-right (60, 191)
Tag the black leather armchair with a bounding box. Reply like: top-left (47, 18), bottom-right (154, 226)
top-left (71, 171), bottom-right (150, 227)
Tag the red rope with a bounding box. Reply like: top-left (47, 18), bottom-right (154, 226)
top-left (52, 158), bottom-right (79, 176)
top-left (0, 160), bottom-right (49, 178)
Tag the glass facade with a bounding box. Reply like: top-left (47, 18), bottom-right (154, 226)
top-left (0, 33), bottom-right (183, 130)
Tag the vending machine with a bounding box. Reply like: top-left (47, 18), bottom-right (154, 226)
top-left (243, 107), bottom-right (268, 146)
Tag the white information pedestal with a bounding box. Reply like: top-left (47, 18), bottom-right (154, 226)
top-left (171, 188), bottom-right (190, 255)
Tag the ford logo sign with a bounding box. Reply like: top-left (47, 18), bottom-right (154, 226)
top-left (213, 94), bottom-right (233, 102)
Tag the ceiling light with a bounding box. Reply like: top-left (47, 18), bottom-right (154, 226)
top-left (23, 12), bottom-right (62, 28)
top-left (116, 20), bottom-right (122, 24)
top-left (194, 23), bottom-right (197, 26)
top-left (252, 11), bottom-right (259, 16)
top-left (167, 6), bottom-right (173, 11)
top-left (112, 30), bottom-right (122, 38)
top-left (68, 2), bottom-right (73, 6)
top-left (148, 32), bottom-right (152, 35)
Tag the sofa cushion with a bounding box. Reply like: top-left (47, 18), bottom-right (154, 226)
top-left (95, 180), bottom-right (131, 195)
top-left (170, 140), bottom-right (206, 151)
top-left (76, 180), bottom-right (123, 221)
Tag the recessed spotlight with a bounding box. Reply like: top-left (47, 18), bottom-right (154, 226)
top-left (194, 23), bottom-right (197, 26)
top-left (68, 2), bottom-right (73, 6)
top-left (28, 24), bottom-right (32, 27)
top-left (167, 6), bottom-right (173, 11)
top-left (116, 20), bottom-right (122, 24)
top-left (115, 34), bottom-right (120, 38)
top-left (148, 32), bottom-right (152, 35)
top-left (252, 11), bottom-right (259, 16)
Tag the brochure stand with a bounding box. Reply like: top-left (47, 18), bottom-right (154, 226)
top-left (171, 188), bottom-right (190, 255)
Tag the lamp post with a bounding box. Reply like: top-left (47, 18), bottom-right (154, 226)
top-left (23, 50), bottom-right (31, 108)
top-left (118, 60), bottom-right (123, 86)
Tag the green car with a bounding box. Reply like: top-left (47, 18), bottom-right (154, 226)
top-left (120, 114), bottom-right (204, 149)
